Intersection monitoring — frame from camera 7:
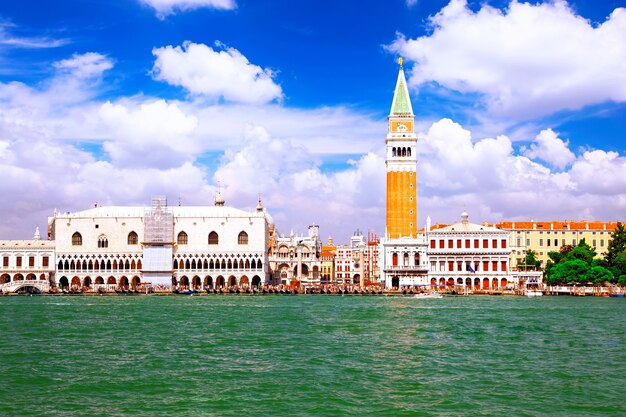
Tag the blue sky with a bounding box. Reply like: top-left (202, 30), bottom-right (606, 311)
top-left (1, 0), bottom-right (625, 241)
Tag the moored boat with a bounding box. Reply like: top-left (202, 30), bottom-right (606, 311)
top-left (414, 292), bottom-right (443, 299)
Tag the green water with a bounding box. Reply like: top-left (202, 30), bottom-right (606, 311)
top-left (0, 295), bottom-right (624, 416)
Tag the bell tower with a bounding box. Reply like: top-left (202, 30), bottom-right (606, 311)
top-left (386, 58), bottom-right (417, 239)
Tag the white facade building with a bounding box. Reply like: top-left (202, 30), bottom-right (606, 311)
top-left (0, 228), bottom-right (55, 293)
top-left (426, 212), bottom-right (515, 290)
top-left (48, 195), bottom-right (271, 290)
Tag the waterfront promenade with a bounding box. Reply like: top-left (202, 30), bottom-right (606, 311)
top-left (2, 282), bottom-right (625, 297)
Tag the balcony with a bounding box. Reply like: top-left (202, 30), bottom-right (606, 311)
top-left (384, 264), bottom-right (429, 273)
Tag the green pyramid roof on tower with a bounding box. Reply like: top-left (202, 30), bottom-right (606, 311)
top-left (390, 60), bottom-right (414, 116)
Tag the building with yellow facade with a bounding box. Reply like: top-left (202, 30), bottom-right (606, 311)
top-left (496, 220), bottom-right (621, 269)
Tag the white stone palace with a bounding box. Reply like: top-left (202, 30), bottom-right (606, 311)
top-left (46, 194), bottom-right (270, 291)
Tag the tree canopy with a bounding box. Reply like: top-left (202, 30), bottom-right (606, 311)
top-left (544, 238), bottom-right (614, 285)
top-left (605, 223), bottom-right (626, 282)
top-left (519, 249), bottom-right (541, 270)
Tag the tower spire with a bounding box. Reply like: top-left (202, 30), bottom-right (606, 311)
top-left (390, 57), bottom-right (413, 116)
top-left (385, 57), bottom-right (418, 240)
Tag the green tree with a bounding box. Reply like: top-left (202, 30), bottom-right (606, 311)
top-left (589, 266), bottom-right (613, 285)
top-left (546, 259), bottom-right (591, 285)
top-left (606, 222), bottom-right (626, 266)
top-left (520, 249), bottom-right (541, 270)
top-left (565, 239), bottom-right (596, 265)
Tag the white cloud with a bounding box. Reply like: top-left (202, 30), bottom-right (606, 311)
top-left (417, 118), bottom-right (626, 227)
top-left (389, 0), bottom-right (626, 118)
top-left (1, 48), bottom-right (625, 243)
top-left (152, 41), bottom-right (282, 104)
top-left (0, 26), bottom-right (70, 49)
top-left (99, 99), bottom-right (199, 168)
top-left (53, 52), bottom-right (113, 79)
top-left (214, 126), bottom-right (386, 238)
top-left (139, 0), bottom-right (236, 18)
top-left (522, 128), bottom-right (575, 170)
top-left (406, 0), bottom-right (418, 8)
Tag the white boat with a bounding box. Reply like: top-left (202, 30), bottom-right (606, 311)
top-left (414, 292), bottom-right (443, 299)
top-left (525, 289), bottom-right (543, 297)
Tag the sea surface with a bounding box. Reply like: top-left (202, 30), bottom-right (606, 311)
top-left (0, 295), bottom-right (624, 416)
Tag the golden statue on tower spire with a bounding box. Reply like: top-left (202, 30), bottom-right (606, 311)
top-left (398, 57), bottom-right (403, 69)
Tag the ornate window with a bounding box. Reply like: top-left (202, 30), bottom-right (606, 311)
top-left (128, 231), bottom-right (138, 245)
top-left (208, 231), bottom-right (219, 245)
top-left (98, 235), bottom-right (108, 248)
top-left (177, 231), bottom-right (188, 245)
top-left (238, 231), bottom-right (248, 245)
top-left (72, 232), bottom-right (82, 246)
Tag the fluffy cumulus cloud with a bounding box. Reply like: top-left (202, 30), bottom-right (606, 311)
top-left (99, 99), bottom-right (199, 168)
top-left (416, 119), bottom-right (626, 227)
top-left (152, 42), bottom-right (282, 104)
top-left (2, 45), bottom-right (626, 242)
top-left (522, 128), bottom-right (575, 170)
top-left (389, 0), bottom-right (626, 118)
top-left (139, 0), bottom-right (236, 18)
top-left (53, 52), bottom-right (113, 79)
top-left (214, 126), bottom-right (386, 237)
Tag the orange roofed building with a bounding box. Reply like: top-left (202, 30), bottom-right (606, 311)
top-left (495, 220), bottom-right (621, 269)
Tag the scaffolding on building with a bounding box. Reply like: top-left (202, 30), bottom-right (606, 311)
top-left (144, 196), bottom-right (173, 245)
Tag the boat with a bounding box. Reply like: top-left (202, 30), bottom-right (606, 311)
top-left (525, 289), bottom-right (543, 297)
top-left (414, 292), bottom-right (443, 299)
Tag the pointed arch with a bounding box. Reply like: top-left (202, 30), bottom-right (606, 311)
top-left (72, 232), bottom-right (82, 246)
top-left (98, 235), bottom-right (108, 248)
top-left (208, 231), bottom-right (219, 245)
top-left (238, 231), bottom-right (248, 245)
top-left (177, 231), bottom-right (188, 245)
top-left (127, 231), bottom-right (138, 245)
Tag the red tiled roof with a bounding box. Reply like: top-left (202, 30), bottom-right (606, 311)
top-left (496, 220), bottom-right (621, 231)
